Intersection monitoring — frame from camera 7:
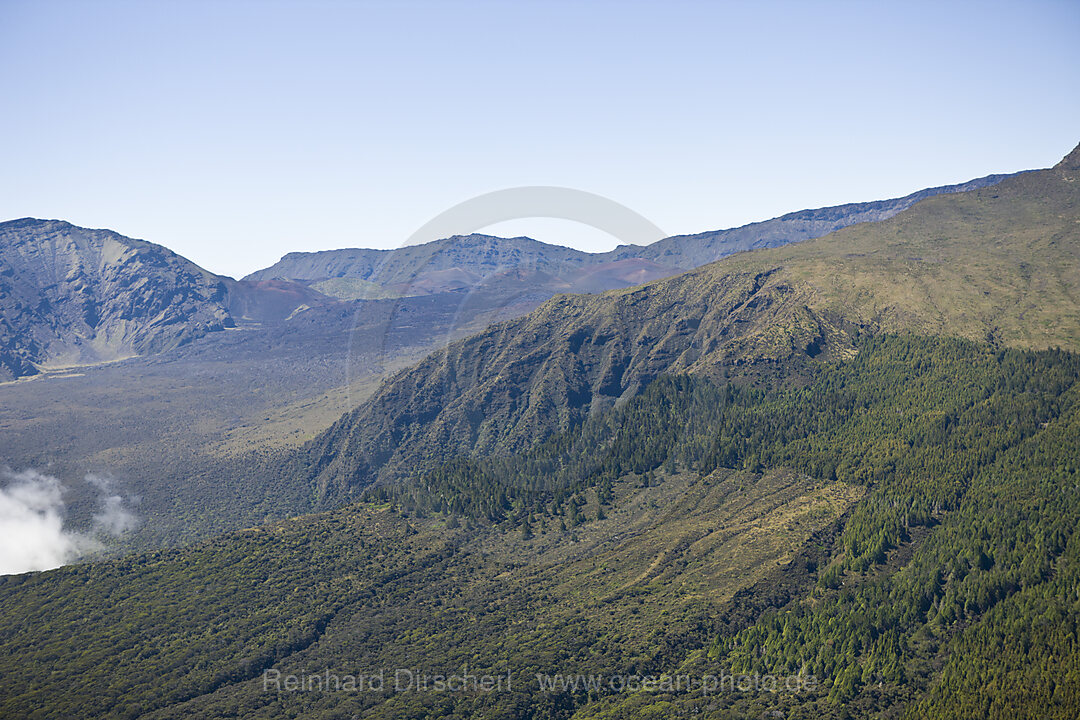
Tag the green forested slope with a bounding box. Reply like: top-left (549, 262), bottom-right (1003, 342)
top-left (2, 336), bottom-right (1079, 719)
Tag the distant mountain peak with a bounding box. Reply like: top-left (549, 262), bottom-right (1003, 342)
top-left (1, 217), bottom-right (76, 236)
top-left (1056, 142), bottom-right (1080, 172)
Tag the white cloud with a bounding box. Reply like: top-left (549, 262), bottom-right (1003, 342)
top-left (0, 469), bottom-right (138, 575)
top-left (86, 473), bottom-right (139, 535)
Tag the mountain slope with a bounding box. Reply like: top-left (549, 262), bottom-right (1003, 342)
top-left (0, 150), bottom-right (1077, 720)
top-left (298, 146), bottom-right (1078, 503)
top-left (221, 277), bottom-right (340, 323)
top-left (622, 172), bottom-right (1019, 269)
top-left (2, 336), bottom-right (1078, 719)
top-left (0, 219), bottom-right (234, 379)
top-left (715, 145), bottom-right (1080, 349)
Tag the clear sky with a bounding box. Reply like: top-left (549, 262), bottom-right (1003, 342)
top-left (2, 0), bottom-right (1078, 278)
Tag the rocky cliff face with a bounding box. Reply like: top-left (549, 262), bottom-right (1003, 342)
top-left (0, 219), bottom-right (233, 380)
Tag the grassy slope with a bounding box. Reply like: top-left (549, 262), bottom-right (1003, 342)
top-left (715, 148), bottom-right (1080, 349)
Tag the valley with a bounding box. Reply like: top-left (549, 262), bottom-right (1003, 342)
top-left (0, 168), bottom-right (1019, 550)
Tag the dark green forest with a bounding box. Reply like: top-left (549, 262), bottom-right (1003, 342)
top-left (370, 335), bottom-right (1080, 717)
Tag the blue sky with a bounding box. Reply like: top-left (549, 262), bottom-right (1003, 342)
top-left (2, 0), bottom-right (1078, 278)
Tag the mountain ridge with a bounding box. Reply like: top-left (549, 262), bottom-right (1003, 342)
top-left (245, 172), bottom-right (1020, 294)
top-left (294, 146), bottom-right (1078, 505)
top-left (0, 170), bottom-right (1022, 380)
